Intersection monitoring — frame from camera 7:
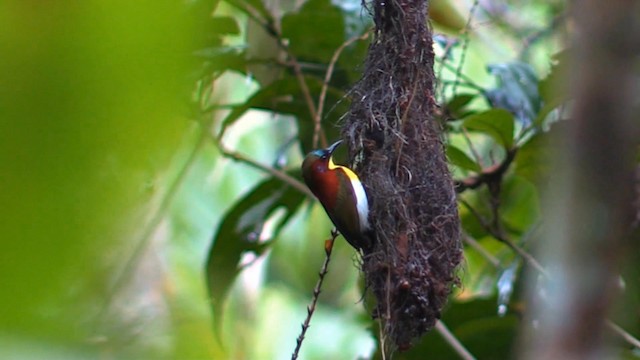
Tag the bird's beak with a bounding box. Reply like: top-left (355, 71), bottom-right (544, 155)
top-left (327, 139), bottom-right (343, 155)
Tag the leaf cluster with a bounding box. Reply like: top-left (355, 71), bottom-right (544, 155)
top-left (193, 0), bottom-right (639, 359)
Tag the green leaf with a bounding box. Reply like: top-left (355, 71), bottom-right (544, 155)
top-left (463, 109), bottom-right (515, 149)
top-left (281, 0), bottom-right (346, 63)
top-left (208, 16), bottom-right (240, 35)
top-left (459, 188), bottom-right (493, 239)
top-left (216, 73), bottom-right (347, 153)
top-left (500, 175), bottom-right (540, 233)
top-left (485, 62), bottom-right (541, 126)
top-left (218, 77), bottom-right (301, 134)
top-left (447, 144), bottom-right (481, 172)
top-left (535, 51), bottom-right (570, 129)
top-left (205, 173), bottom-right (306, 341)
top-left (538, 51), bottom-right (570, 105)
top-left (225, 0), bottom-right (273, 25)
top-left (216, 74), bottom-right (346, 152)
top-left (515, 131), bottom-right (554, 184)
top-left (196, 47), bottom-right (247, 77)
top-left (445, 93), bottom-right (476, 119)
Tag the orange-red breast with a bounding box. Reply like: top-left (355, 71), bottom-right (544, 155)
top-left (301, 140), bottom-right (370, 250)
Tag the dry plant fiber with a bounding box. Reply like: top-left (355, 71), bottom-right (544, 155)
top-left (342, 0), bottom-right (462, 351)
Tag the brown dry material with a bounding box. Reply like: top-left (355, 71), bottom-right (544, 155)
top-left (343, 0), bottom-right (462, 351)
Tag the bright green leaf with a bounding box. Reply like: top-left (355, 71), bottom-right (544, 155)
top-left (515, 131), bottom-right (554, 185)
top-left (218, 77), bottom-right (301, 134)
top-left (500, 175), bottom-right (541, 234)
top-left (446, 93), bottom-right (477, 119)
top-left (463, 109), bottom-right (515, 149)
top-left (447, 144), bottom-right (482, 172)
top-left (206, 173), bottom-right (306, 341)
top-left (535, 51), bottom-right (570, 129)
top-left (225, 0), bottom-right (273, 24)
top-left (209, 16), bottom-right (240, 35)
top-left (281, 0), bottom-right (346, 63)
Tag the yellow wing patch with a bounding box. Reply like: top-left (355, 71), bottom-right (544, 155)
top-left (328, 156), bottom-right (369, 231)
top-left (328, 157), bottom-right (360, 181)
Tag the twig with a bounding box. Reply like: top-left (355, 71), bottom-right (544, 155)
top-left (436, 36), bottom-right (460, 103)
top-left (435, 321), bottom-right (477, 360)
top-left (500, 236), bottom-right (547, 277)
top-left (451, 0), bottom-right (480, 98)
top-left (215, 138), bottom-right (314, 198)
top-left (226, 0), bottom-right (274, 42)
top-left (518, 12), bottom-right (566, 60)
top-left (461, 126), bottom-right (484, 167)
top-left (459, 197), bottom-right (640, 350)
top-left (437, 59), bottom-right (486, 94)
top-left (227, 0), bottom-right (319, 131)
top-left (463, 233), bottom-right (501, 269)
top-left (95, 124), bottom-right (209, 325)
top-left (287, 49), bottom-right (320, 132)
top-left (606, 320), bottom-right (640, 349)
top-left (439, 79), bottom-right (485, 93)
top-left (458, 198), bottom-right (547, 277)
top-left (314, 31), bottom-right (370, 149)
top-left (455, 148), bottom-right (517, 193)
top-left (378, 318), bottom-right (388, 360)
top-left (292, 230), bottom-right (339, 360)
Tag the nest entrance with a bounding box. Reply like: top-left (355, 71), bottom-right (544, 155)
top-left (343, 0), bottom-right (462, 351)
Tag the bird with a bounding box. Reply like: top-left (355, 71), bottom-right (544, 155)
top-left (301, 140), bottom-right (371, 250)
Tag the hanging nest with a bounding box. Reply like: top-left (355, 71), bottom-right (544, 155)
top-left (343, 0), bottom-right (462, 351)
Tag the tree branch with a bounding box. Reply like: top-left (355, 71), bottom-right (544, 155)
top-left (292, 230), bottom-right (339, 360)
top-left (451, 0), bottom-right (480, 98)
top-left (95, 123), bottom-right (210, 326)
top-left (435, 321), bottom-right (477, 360)
top-left (314, 31), bottom-right (370, 149)
top-left (214, 137), bottom-right (314, 198)
top-left (455, 148), bottom-right (517, 193)
top-left (227, 0), bottom-right (320, 143)
top-left (459, 198), bottom-right (547, 276)
top-left (463, 232), bottom-right (501, 269)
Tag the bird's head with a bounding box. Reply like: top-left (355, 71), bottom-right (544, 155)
top-left (301, 140), bottom-right (343, 178)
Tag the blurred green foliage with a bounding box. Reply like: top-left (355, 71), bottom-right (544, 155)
top-left (2, 0), bottom-right (637, 359)
top-left (0, 0), bottom-right (202, 357)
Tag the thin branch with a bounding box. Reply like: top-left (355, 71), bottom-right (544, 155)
top-left (228, 0), bottom-right (274, 34)
top-left (606, 320), bottom-right (640, 349)
top-left (215, 138), bottom-right (314, 198)
top-left (458, 198), bottom-right (547, 276)
top-left (95, 124), bottom-right (209, 324)
top-left (287, 50), bottom-right (319, 130)
top-left (500, 236), bottom-right (547, 277)
top-left (455, 148), bottom-right (517, 193)
top-left (436, 36), bottom-right (460, 103)
top-left (440, 79), bottom-right (486, 93)
top-left (463, 233), bottom-right (501, 269)
top-left (518, 12), bottom-right (566, 60)
top-left (292, 230), bottom-right (339, 360)
top-left (435, 321), bottom-right (477, 360)
top-left (451, 0), bottom-right (480, 98)
top-left (228, 0), bottom-right (319, 129)
top-left (459, 201), bottom-right (640, 350)
top-left (461, 126), bottom-right (484, 167)
top-left (436, 59), bottom-right (486, 94)
top-left (314, 31), bottom-right (370, 149)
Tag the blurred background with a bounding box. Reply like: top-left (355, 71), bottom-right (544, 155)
top-left (1, 0), bottom-right (637, 359)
